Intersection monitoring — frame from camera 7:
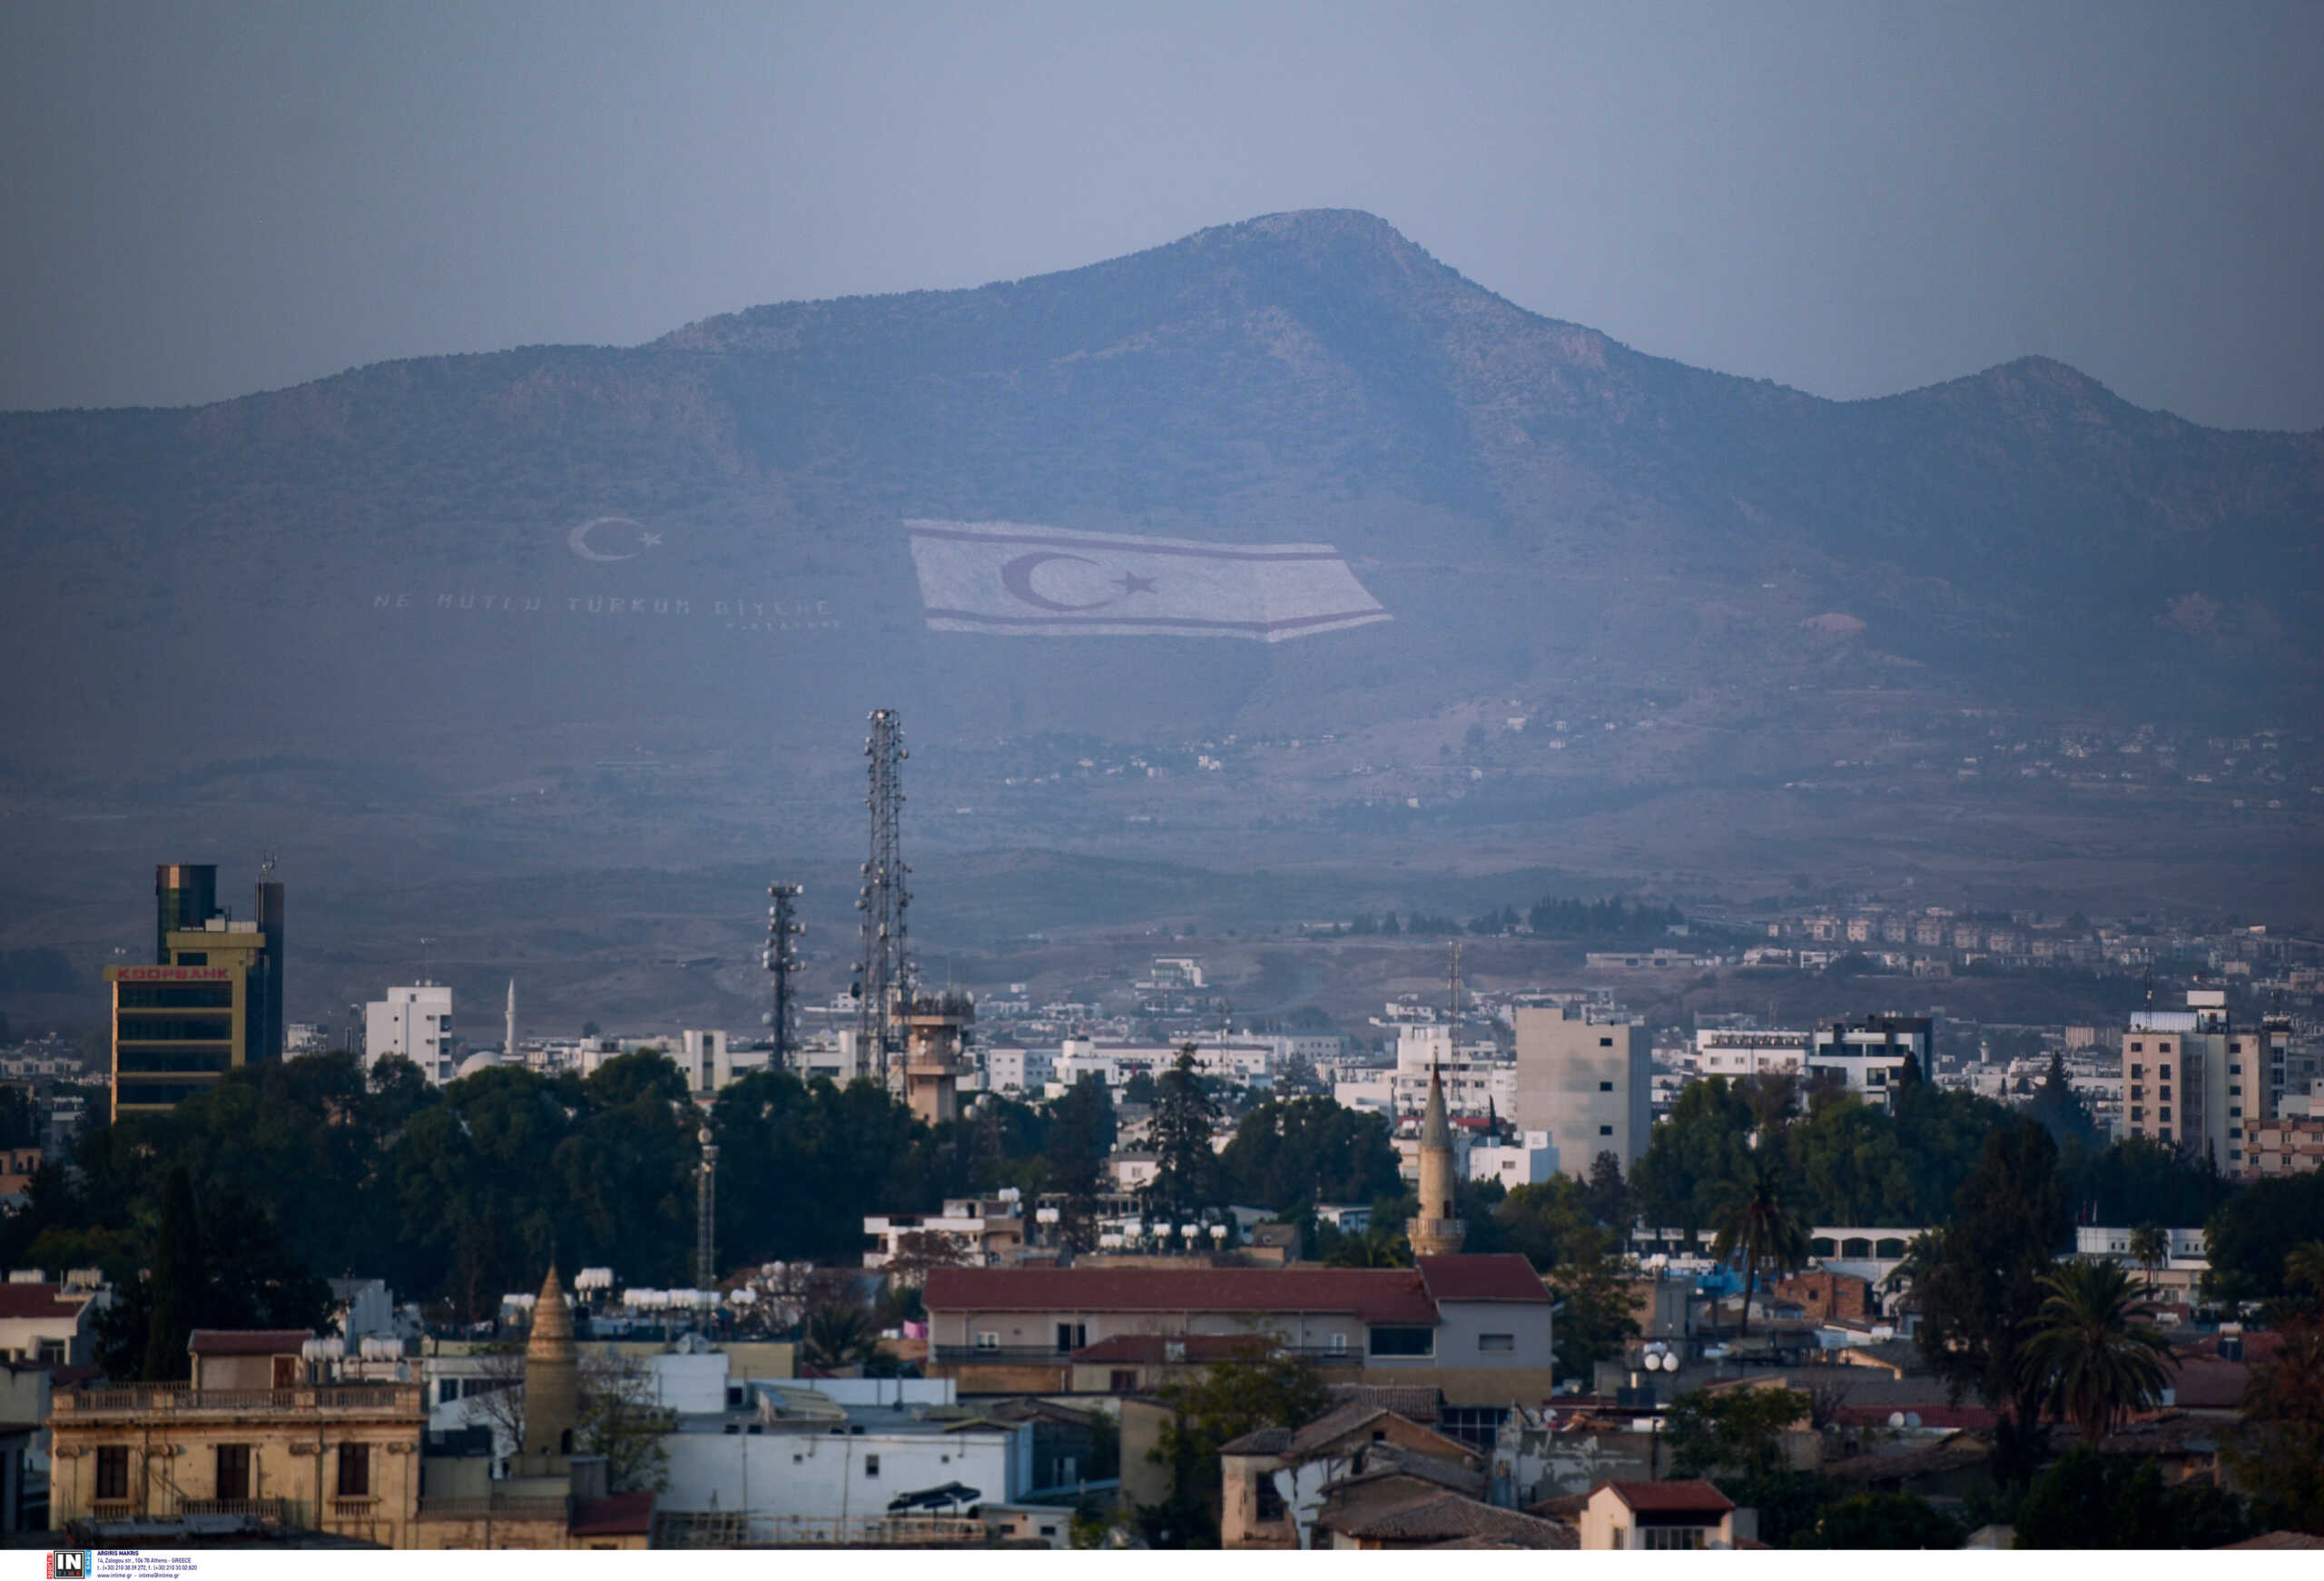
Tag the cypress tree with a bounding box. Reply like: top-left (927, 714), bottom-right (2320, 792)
top-left (143, 1167), bottom-right (205, 1381)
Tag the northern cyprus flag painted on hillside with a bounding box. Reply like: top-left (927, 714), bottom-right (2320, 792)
top-left (904, 519), bottom-right (1390, 641)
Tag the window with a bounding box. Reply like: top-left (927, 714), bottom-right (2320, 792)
top-left (974, 1331), bottom-right (1000, 1349)
top-left (2230, 1085), bottom-right (2242, 1096)
top-left (1599, 1124), bottom-right (1613, 1136)
top-left (1478, 1333), bottom-right (1515, 1352)
top-left (1055, 1322), bottom-right (1086, 1353)
top-left (1326, 1332), bottom-right (1348, 1354)
top-left (864, 1455), bottom-right (880, 1477)
top-left (2131, 1106), bottom-right (2144, 1122)
top-left (37, 1339), bottom-right (66, 1366)
top-left (1642, 1527), bottom-right (1706, 1550)
top-left (95, 1446), bottom-right (130, 1501)
top-left (336, 1443), bottom-right (369, 1497)
top-left (1368, 1326), bottom-right (1435, 1357)
top-left (2230, 1127), bottom-right (2243, 1139)
top-left (1599, 1037), bottom-right (1613, 1047)
top-left (2230, 1106), bottom-right (2243, 1118)
top-left (216, 1445), bottom-right (251, 1502)
top-left (2131, 1064), bottom-right (2144, 1079)
top-left (2131, 1042), bottom-right (2143, 1052)
top-left (438, 1378), bottom-right (462, 1405)
top-left (1109, 1369), bottom-right (1137, 1393)
top-left (2161, 1106), bottom-right (2172, 1122)
top-left (1600, 1081), bottom-right (1614, 1092)
top-left (2131, 1086), bottom-right (2144, 1101)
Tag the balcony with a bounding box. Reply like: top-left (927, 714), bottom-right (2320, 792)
top-left (55, 1382), bottom-right (424, 1418)
top-left (172, 1497), bottom-right (290, 1524)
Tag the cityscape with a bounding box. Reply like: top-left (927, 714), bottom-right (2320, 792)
top-left (3, 2), bottom-right (2322, 1564)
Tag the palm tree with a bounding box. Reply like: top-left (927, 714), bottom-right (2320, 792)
top-left (1711, 1153), bottom-right (1809, 1338)
top-left (800, 1304), bottom-right (881, 1373)
top-left (2128, 1223), bottom-right (2168, 1292)
top-left (2014, 1258), bottom-right (2176, 1443)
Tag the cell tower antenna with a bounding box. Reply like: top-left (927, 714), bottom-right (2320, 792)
top-left (765, 881), bottom-right (804, 1072)
top-left (855, 709), bottom-right (911, 1082)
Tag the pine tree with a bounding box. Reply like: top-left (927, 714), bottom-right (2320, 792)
top-left (1148, 1045), bottom-right (1221, 1222)
top-left (143, 1167), bottom-right (205, 1382)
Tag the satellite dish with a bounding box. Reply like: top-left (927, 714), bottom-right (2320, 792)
top-left (1905, 1412), bottom-right (1923, 1428)
top-left (1888, 1411), bottom-right (1906, 1428)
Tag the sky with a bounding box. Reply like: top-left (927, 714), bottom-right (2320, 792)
top-left (2, 1), bottom-right (2319, 430)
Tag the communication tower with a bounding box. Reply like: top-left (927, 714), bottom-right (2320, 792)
top-left (855, 708), bottom-right (911, 1079)
top-left (694, 1125), bottom-right (717, 1290)
top-left (764, 881), bottom-right (803, 1070)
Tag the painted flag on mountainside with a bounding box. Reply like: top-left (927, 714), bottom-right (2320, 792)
top-left (903, 519), bottom-right (1390, 641)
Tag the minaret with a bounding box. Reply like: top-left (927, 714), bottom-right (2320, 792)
top-left (1408, 1062), bottom-right (1466, 1255)
top-left (518, 1265), bottom-right (578, 1467)
top-left (504, 979), bottom-right (517, 1064)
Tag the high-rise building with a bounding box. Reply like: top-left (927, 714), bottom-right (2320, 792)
top-left (1512, 1007), bottom-right (1651, 1177)
top-left (105, 863), bottom-right (286, 1120)
top-left (2120, 990), bottom-right (2259, 1172)
top-left (366, 985), bottom-right (455, 1082)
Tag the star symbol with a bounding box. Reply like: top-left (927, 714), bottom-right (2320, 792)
top-left (1115, 572), bottom-right (1158, 595)
top-left (641, 531), bottom-right (665, 548)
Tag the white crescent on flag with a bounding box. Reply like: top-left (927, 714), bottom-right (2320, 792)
top-left (904, 519), bottom-right (1391, 641)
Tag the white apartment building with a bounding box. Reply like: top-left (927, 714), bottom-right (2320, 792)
top-left (1692, 1029), bottom-right (1811, 1081)
top-left (1468, 1131), bottom-right (1561, 1188)
top-left (681, 1029), bottom-right (732, 1093)
top-left (1512, 1008), bottom-right (1651, 1176)
top-left (1386, 1023), bottom-right (1516, 1119)
top-left (365, 984), bottom-right (454, 1082)
top-left (982, 1046), bottom-right (1058, 1095)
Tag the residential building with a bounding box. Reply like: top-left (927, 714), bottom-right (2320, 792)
top-left (1512, 1008), bottom-right (1650, 1176)
top-left (679, 1029), bottom-right (731, 1094)
top-left (1807, 1229), bottom-right (1926, 1289)
top-left (864, 1194), bottom-right (1029, 1271)
top-left (1691, 1030), bottom-right (1810, 1082)
top-left (981, 1046), bottom-right (1056, 1095)
top-left (1807, 1016), bottom-right (1931, 1106)
top-left (1467, 1131), bottom-right (1560, 1188)
top-left (2243, 1117), bottom-right (2324, 1180)
top-left (1577, 1480), bottom-right (1744, 1549)
top-left (2120, 990), bottom-right (2259, 1171)
top-left (922, 1257), bottom-right (1554, 1404)
top-left (0, 1278), bottom-right (100, 1368)
top-left (49, 1329), bottom-right (428, 1545)
top-left (366, 985), bottom-right (455, 1083)
top-left (2075, 1225), bottom-right (2209, 1304)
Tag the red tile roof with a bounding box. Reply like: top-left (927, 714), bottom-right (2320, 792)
top-left (1416, 1255), bottom-right (1553, 1304)
top-left (925, 1266), bottom-right (1439, 1324)
top-left (188, 1329), bottom-right (312, 1356)
top-left (569, 1491), bottom-right (656, 1537)
top-left (0, 1284), bottom-right (84, 1320)
top-left (1598, 1479), bottom-right (1735, 1516)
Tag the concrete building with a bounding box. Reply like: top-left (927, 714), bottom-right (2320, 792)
top-left (1692, 1030), bottom-right (1809, 1082)
top-left (366, 985), bottom-right (455, 1083)
top-left (922, 1257), bottom-right (1554, 1404)
top-left (2120, 990), bottom-right (2260, 1171)
top-left (1807, 1016), bottom-right (1931, 1106)
top-left (1467, 1131), bottom-right (1560, 1188)
top-left (0, 1279), bottom-right (101, 1368)
top-left (679, 1029), bottom-right (731, 1094)
top-left (1577, 1480), bottom-right (1742, 1549)
top-left (105, 864), bottom-right (286, 1120)
top-left (981, 1046), bottom-right (1056, 1095)
top-left (900, 994), bottom-right (972, 1126)
top-left (1512, 1008), bottom-right (1650, 1176)
top-left (2075, 1225), bottom-right (2209, 1304)
top-left (2243, 1117), bottom-right (2324, 1180)
top-left (864, 1195), bottom-right (1029, 1271)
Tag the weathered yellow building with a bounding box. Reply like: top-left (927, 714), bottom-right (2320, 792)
top-left (47, 1276), bottom-right (655, 1549)
top-left (49, 1330), bottom-right (427, 1545)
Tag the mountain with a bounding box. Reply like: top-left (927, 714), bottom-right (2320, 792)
top-left (2, 209), bottom-right (2319, 927)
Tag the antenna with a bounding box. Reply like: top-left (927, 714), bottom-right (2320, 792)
top-left (765, 881), bottom-right (804, 1072)
top-left (259, 850), bottom-right (279, 879)
top-left (695, 1126), bottom-right (718, 1290)
top-left (419, 936), bottom-right (436, 986)
top-left (855, 709), bottom-right (911, 1082)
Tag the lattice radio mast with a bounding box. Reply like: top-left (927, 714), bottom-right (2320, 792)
top-left (855, 709), bottom-right (911, 1080)
top-left (764, 880), bottom-right (803, 1071)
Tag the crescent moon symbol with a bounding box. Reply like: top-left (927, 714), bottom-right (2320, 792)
top-left (1000, 551), bottom-right (1120, 612)
top-left (568, 517), bottom-right (642, 563)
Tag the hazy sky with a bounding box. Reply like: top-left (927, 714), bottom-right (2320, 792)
top-left (3, 1), bottom-right (2319, 429)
